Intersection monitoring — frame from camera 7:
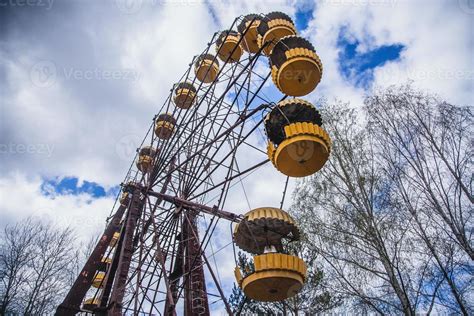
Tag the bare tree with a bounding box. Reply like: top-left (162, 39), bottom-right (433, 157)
top-left (293, 101), bottom-right (420, 314)
top-left (292, 88), bottom-right (472, 314)
top-left (0, 218), bottom-right (37, 314)
top-left (366, 85), bottom-right (473, 314)
top-left (0, 218), bottom-right (77, 315)
top-left (65, 232), bottom-right (101, 288)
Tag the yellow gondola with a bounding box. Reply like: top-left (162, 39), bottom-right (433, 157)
top-left (257, 12), bottom-right (297, 55)
top-left (174, 81), bottom-right (197, 109)
top-left (119, 191), bottom-right (130, 206)
top-left (98, 256), bottom-right (112, 272)
top-left (92, 271), bottom-right (105, 288)
top-left (136, 146), bottom-right (158, 173)
top-left (194, 54), bottom-right (219, 83)
top-left (155, 113), bottom-right (176, 140)
top-left (270, 35), bottom-right (323, 96)
top-left (237, 14), bottom-right (263, 53)
top-left (265, 99), bottom-right (331, 177)
top-left (233, 207), bottom-right (306, 301)
top-left (110, 232), bottom-right (120, 248)
top-left (235, 253), bottom-right (306, 302)
top-left (216, 30), bottom-right (243, 63)
top-left (83, 298), bottom-right (100, 310)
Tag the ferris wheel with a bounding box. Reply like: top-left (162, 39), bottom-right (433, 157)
top-left (56, 11), bottom-right (330, 316)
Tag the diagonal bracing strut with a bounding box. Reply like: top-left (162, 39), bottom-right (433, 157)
top-left (147, 191), bottom-right (243, 223)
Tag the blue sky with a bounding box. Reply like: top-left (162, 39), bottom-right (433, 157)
top-left (40, 176), bottom-right (119, 199)
top-left (295, 5), bottom-right (313, 31)
top-left (337, 30), bottom-right (404, 89)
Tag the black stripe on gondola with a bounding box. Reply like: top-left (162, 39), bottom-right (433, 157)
top-left (157, 113), bottom-right (177, 125)
top-left (237, 14), bottom-right (261, 33)
top-left (216, 30), bottom-right (240, 47)
top-left (175, 82), bottom-right (197, 94)
top-left (257, 11), bottom-right (294, 38)
top-left (256, 19), bottom-right (269, 38)
top-left (139, 146), bottom-right (158, 157)
top-left (194, 53), bottom-right (220, 68)
top-left (264, 101), bottom-right (323, 145)
top-left (265, 11), bottom-right (293, 23)
top-left (269, 36), bottom-right (316, 68)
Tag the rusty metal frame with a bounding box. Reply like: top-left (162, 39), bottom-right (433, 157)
top-left (55, 14), bottom-right (285, 316)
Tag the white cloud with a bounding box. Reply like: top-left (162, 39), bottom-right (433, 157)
top-left (0, 172), bottom-right (113, 243)
top-left (303, 0), bottom-right (473, 106)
